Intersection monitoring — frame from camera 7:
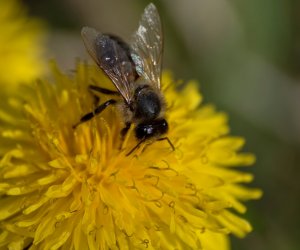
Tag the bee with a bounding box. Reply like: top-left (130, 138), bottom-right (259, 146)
top-left (75, 3), bottom-right (173, 154)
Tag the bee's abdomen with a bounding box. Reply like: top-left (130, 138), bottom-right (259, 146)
top-left (95, 35), bottom-right (127, 67)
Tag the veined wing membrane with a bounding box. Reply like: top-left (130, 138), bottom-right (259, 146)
top-left (131, 3), bottom-right (163, 90)
top-left (81, 27), bottom-right (135, 104)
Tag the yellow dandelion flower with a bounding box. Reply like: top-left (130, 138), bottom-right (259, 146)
top-left (0, 0), bottom-right (45, 88)
top-left (0, 62), bottom-right (262, 250)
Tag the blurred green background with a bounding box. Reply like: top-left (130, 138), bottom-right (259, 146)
top-left (23, 0), bottom-right (300, 249)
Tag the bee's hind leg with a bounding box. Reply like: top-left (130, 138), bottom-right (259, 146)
top-left (73, 99), bottom-right (117, 129)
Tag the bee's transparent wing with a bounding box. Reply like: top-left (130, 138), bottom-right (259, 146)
top-left (81, 27), bottom-right (135, 104)
top-left (131, 3), bottom-right (163, 89)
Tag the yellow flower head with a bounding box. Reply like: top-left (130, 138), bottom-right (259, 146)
top-left (0, 0), bottom-right (45, 87)
top-left (0, 62), bottom-right (262, 249)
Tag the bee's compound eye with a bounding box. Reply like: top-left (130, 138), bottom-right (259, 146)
top-left (157, 119), bottom-right (168, 136)
top-left (135, 124), bottom-right (154, 139)
top-left (161, 119), bottom-right (168, 130)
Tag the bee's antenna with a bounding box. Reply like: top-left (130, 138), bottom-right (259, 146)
top-left (157, 137), bottom-right (175, 151)
top-left (126, 138), bottom-right (146, 156)
top-left (141, 137), bottom-right (175, 155)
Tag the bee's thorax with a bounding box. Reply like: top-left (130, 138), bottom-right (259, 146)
top-left (133, 85), bottom-right (161, 122)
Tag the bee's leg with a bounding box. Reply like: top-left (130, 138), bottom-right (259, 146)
top-left (89, 82), bottom-right (120, 106)
top-left (119, 122), bottom-right (131, 150)
top-left (73, 99), bottom-right (117, 129)
top-left (126, 138), bottom-right (146, 156)
top-left (91, 93), bottom-right (100, 107)
top-left (88, 84), bottom-right (118, 107)
top-left (157, 137), bottom-right (175, 151)
top-left (23, 242), bottom-right (33, 250)
top-left (89, 84), bottom-right (120, 95)
top-left (121, 122), bottom-right (131, 138)
top-left (139, 137), bottom-right (175, 155)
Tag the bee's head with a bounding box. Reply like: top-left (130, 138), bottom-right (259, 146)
top-left (135, 119), bottom-right (168, 140)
